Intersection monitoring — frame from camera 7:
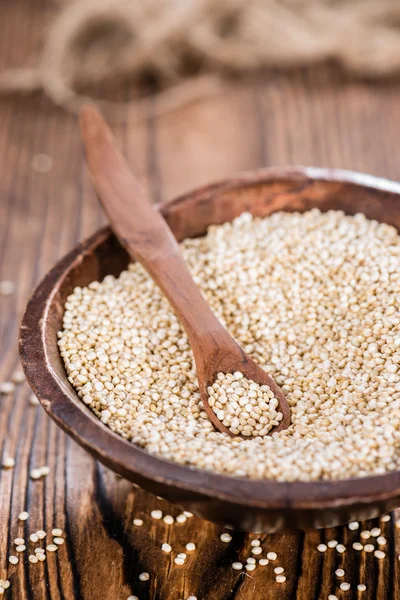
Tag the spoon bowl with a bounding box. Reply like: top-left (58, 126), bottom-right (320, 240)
top-left (198, 342), bottom-right (290, 436)
top-left (20, 166), bottom-right (400, 532)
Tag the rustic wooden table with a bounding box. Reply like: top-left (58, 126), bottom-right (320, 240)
top-left (2, 3), bottom-right (400, 599)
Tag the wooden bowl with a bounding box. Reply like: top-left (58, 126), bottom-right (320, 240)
top-left (19, 167), bottom-right (400, 533)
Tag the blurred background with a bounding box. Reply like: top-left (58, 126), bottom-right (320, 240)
top-left (2, 0), bottom-right (400, 202)
top-left (1, 1), bottom-right (400, 598)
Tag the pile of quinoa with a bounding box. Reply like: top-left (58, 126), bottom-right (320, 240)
top-left (59, 209), bottom-right (400, 481)
top-left (208, 372), bottom-right (283, 436)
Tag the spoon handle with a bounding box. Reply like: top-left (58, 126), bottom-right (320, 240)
top-left (80, 105), bottom-right (230, 353)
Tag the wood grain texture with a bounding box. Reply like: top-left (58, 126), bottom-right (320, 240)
top-left (2, 2), bottom-right (400, 597)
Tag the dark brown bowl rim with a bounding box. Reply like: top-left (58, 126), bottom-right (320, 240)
top-left (19, 166), bottom-right (400, 511)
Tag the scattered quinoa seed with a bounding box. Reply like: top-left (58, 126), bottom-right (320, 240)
top-left (151, 510), bottom-right (162, 520)
top-left (163, 515), bottom-right (174, 525)
top-left (377, 536), bottom-right (387, 545)
top-left (54, 537), bottom-right (64, 545)
top-left (336, 544), bottom-right (346, 553)
top-left (8, 556), bottom-right (18, 565)
top-left (16, 545), bottom-right (26, 552)
top-left (18, 511), bottom-right (29, 521)
top-left (327, 540), bottom-right (338, 548)
top-left (14, 538), bottom-right (24, 545)
top-left (259, 558), bottom-right (269, 566)
top-left (251, 546), bottom-right (262, 555)
top-left (2, 457), bottom-right (15, 469)
top-left (133, 519), bottom-right (143, 527)
top-left (317, 544), bottom-right (327, 552)
top-left (274, 567), bottom-right (284, 574)
top-left (276, 575), bottom-right (286, 583)
top-left (28, 555), bottom-right (38, 564)
top-left (371, 528), bottom-right (381, 537)
top-left (139, 573), bottom-right (149, 582)
top-left (251, 540), bottom-right (260, 547)
top-left (46, 544), bottom-right (58, 552)
top-left (183, 511), bottom-right (193, 518)
top-left (220, 533), bottom-right (232, 543)
top-left (335, 569), bottom-right (345, 577)
top-left (29, 533), bottom-right (39, 543)
top-left (353, 542), bottom-right (363, 551)
top-left (374, 550), bottom-right (385, 559)
top-left (52, 528), bottom-right (63, 536)
top-left (186, 543), bottom-right (196, 551)
top-left (360, 531), bottom-right (371, 540)
top-left (176, 514), bottom-right (187, 524)
top-left (340, 582), bottom-right (351, 591)
top-left (364, 544), bottom-right (375, 553)
top-left (267, 552), bottom-right (277, 561)
top-left (36, 530), bottom-right (46, 540)
top-left (358, 584), bottom-right (367, 592)
top-left (11, 369), bottom-right (25, 384)
top-left (381, 515), bottom-right (391, 522)
top-left (30, 466), bottom-right (49, 479)
top-left (29, 394), bottom-right (40, 406)
top-left (348, 522), bottom-right (359, 531)
top-left (0, 382), bottom-right (15, 395)
top-left (245, 563), bottom-right (256, 571)
top-left (232, 562), bottom-right (243, 570)
top-left (161, 543), bottom-right (172, 553)
top-left (0, 280), bottom-right (15, 296)
top-left (174, 557), bottom-right (185, 566)
top-left (32, 154), bottom-right (53, 173)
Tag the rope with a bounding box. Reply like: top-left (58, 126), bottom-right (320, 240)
top-left (1, 0), bottom-right (400, 120)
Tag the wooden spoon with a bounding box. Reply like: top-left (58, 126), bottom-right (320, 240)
top-left (79, 105), bottom-right (290, 437)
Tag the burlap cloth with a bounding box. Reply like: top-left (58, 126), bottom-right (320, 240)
top-left (1, 0), bottom-right (400, 120)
